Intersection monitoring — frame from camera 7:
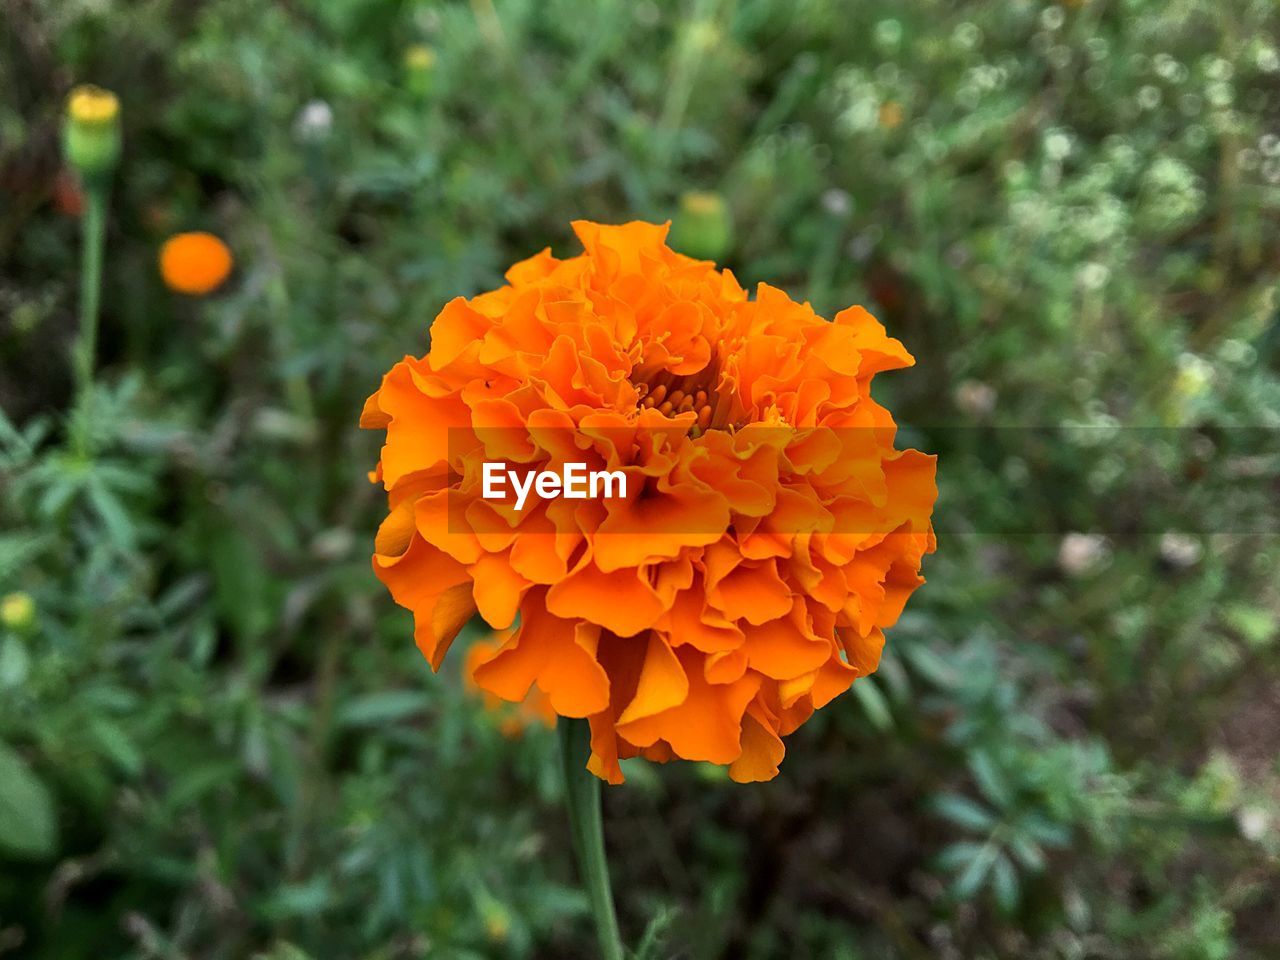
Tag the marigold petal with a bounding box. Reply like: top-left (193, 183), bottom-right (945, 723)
top-left (469, 553), bottom-right (531, 629)
top-left (833, 304), bottom-right (916, 375)
top-left (741, 601), bottom-right (832, 680)
top-left (729, 707), bottom-right (785, 783)
top-left (546, 554), bottom-right (666, 637)
top-left (708, 558), bottom-right (793, 626)
top-left (615, 646), bottom-right (759, 764)
top-left (373, 533), bottom-right (475, 669)
top-left (428, 298), bottom-right (491, 371)
top-left (615, 633), bottom-right (688, 725)
top-left (472, 597), bottom-right (610, 717)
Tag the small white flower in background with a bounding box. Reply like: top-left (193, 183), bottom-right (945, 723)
top-left (1077, 262), bottom-right (1110, 291)
top-left (1159, 532), bottom-right (1203, 569)
top-left (1206, 81), bottom-right (1233, 109)
top-left (1174, 352), bottom-right (1213, 399)
top-left (294, 99), bottom-right (333, 144)
top-left (952, 22), bottom-right (982, 51)
top-left (1219, 338), bottom-right (1256, 367)
top-left (1138, 157), bottom-right (1203, 236)
top-left (833, 69), bottom-right (882, 135)
top-left (414, 7), bottom-right (442, 33)
top-left (1237, 806), bottom-right (1271, 842)
top-left (1153, 53), bottom-right (1183, 83)
top-left (874, 18), bottom-right (903, 49)
top-left (954, 380), bottom-right (997, 418)
top-left (821, 188), bottom-right (852, 218)
top-left (311, 528), bottom-right (354, 561)
top-left (1039, 6), bottom-right (1065, 31)
top-left (1058, 533), bottom-right (1109, 577)
top-left (847, 229), bottom-right (880, 262)
top-left (1205, 56), bottom-right (1233, 82)
top-left (1044, 128), bottom-right (1074, 161)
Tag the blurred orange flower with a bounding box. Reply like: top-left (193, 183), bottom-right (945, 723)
top-left (465, 631), bottom-right (557, 736)
top-left (52, 171), bottom-right (84, 217)
top-left (878, 101), bottom-right (904, 130)
top-left (362, 220), bottom-right (936, 783)
top-left (159, 231), bottom-right (233, 295)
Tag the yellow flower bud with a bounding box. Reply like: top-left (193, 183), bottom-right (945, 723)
top-left (669, 191), bottom-right (733, 261)
top-left (482, 904), bottom-right (510, 942)
top-left (0, 592), bottom-right (35, 631)
top-left (63, 85), bottom-right (121, 181)
top-left (404, 44), bottom-right (436, 71)
top-left (404, 45), bottom-right (437, 96)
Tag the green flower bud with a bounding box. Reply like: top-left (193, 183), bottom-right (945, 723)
top-left (669, 191), bottom-right (733, 261)
top-left (63, 85), bottom-right (121, 182)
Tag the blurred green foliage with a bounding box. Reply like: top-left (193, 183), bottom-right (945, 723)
top-left (2, 0), bottom-right (1280, 957)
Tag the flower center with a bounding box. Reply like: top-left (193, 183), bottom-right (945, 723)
top-left (636, 366), bottom-right (724, 434)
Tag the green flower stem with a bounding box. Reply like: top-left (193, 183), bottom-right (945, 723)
top-left (558, 717), bottom-right (625, 960)
top-left (75, 183), bottom-right (108, 398)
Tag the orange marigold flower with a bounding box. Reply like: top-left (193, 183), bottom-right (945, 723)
top-left (159, 231), bottom-right (233, 295)
top-left (878, 101), bottom-right (904, 130)
top-left (362, 220), bottom-right (937, 783)
top-left (465, 630), bottom-right (557, 736)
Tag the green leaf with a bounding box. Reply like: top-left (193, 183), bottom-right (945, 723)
top-left (952, 842), bottom-right (998, 900)
top-left (991, 852), bottom-right (1020, 913)
top-left (336, 690), bottom-right (432, 728)
top-left (932, 792), bottom-right (997, 832)
top-left (902, 643), bottom-right (959, 688)
top-left (875, 651), bottom-right (913, 704)
top-left (0, 741), bottom-right (58, 859)
top-left (1223, 604), bottom-right (1277, 649)
top-left (1022, 813), bottom-right (1071, 848)
top-left (1007, 832), bottom-right (1046, 871)
top-left (0, 533), bottom-right (46, 582)
top-left (937, 840), bottom-right (987, 872)
top-left (89, 716), bottom-right (144, 777)
top-left (0, 638), bottom-right (31, 688)
top-left (258, 878), bottom-right (333, 921)
top-left (253, 943), bottom-right (315, 960)
top-left (208, 522), bottom-right (272, 642)
top-left (630, 905), bottom-right (678, 960)
top-left (164, 761), bottom-right (243, 814)
top-left (86, 478), bottom-right (136, 549)
top-left (852, 677), bottom-right (893, 730)
top-left (969, 749), bottom-right (1013, 809)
